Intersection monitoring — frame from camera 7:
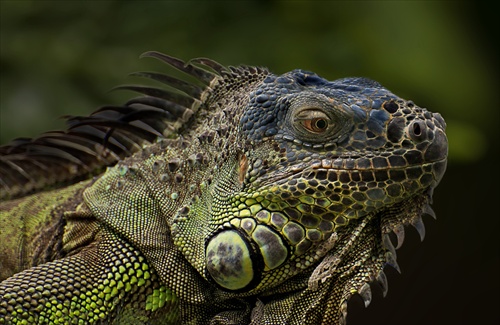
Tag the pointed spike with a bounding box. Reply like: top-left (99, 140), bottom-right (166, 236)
top-left (422, 203), bottom-right (437, 219)
top-left (115, 85), bottom-right (196, 109)
top-left (111, 85), bottom-right (172, 99)
top-left (376, 271), bottom-right (389, 297)
top-left (382, 234), bottom-right (397, 258)
top-left (128, 120), bottom-right (165, 137)
top-left (141, 51), bottom-right (186, 68)
top-left (125, 97), bottom-right (190, 121)
top-left (339, 300), bottom-right (348, 325)
top-left (392, 223), bottom-right (405, 249)
top-left (2, 160), bottom-right (35, 183)
top-left (358, 283), bottom-right (372, 308)
top-left (68, 114), bottom-right (161, 140)
top-left (69, 125), bottom-right (129, 153)
top-left (140, 51), bottom-right (217, 84)
top-left (426, 186), bottom-right (435, 203)
top-left (229, 66), bottom-right (240, 73)
top-left (27, 144), bottom-right (86, 166)
top-left (412, 216), bottom-right (426, 241)
top-left (39, 137), bottom-right (98, 157)
top-left (385, 251), bottom-right (401, 273)
top-left (250, 299), bottom-right (265, 323)
top-left (129, 71), bottom-right (203, 98)
top-left (189, 57), bottom-right (228, 74)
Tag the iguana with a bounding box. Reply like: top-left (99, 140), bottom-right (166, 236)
top-left (0, 51), bottom-right (448, 324)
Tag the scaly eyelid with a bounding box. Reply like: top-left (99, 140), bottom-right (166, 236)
top-left (293, 108), bottom-right (330, 121)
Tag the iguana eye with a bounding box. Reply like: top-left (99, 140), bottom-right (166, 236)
top-left (286, 94), bottom-right (352, 144)
top-left (295, 109), bottom-right (331, 134)
top-left (303, 117), bottom-right (329, 133)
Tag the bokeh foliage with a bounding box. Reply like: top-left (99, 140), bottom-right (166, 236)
top-left (1, 1), bottom-right (497, 164)
top-left (0, 1), bottom-right (498, 325)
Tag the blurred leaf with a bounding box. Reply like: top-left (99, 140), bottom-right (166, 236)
top-left (446, 120), bottom-right (487, 163)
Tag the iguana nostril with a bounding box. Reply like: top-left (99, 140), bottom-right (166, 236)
top-left (413, 123), bottom-right (421, 136)
top-left (409, 120), bottom-right (427, 142)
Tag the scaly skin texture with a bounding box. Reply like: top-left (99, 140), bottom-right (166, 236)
top-left (0, 52), bottom-right (447, 324)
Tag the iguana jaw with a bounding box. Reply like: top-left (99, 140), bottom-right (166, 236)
top-left (199, 156), bottom-right (443, 291)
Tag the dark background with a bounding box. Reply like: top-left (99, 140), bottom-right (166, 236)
top-left (0, 2), bottom-right (498, 324)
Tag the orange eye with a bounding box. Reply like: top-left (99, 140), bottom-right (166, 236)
top-left (302, 117), bottom-right (329, 133)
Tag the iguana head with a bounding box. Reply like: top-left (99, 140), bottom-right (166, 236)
top-left (198, 69), bottom-right (448, 292)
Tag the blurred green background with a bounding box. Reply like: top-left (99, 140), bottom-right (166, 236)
top-left (0, 1), bottom-right (498, 324)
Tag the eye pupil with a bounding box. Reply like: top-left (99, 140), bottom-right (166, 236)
top-left (314, 118), bottom-right (327, 130)
top-left (295, 110), bottom-right (331, 134)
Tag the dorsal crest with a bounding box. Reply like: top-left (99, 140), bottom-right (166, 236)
top-left (0, 52), bottom-right (265, 200)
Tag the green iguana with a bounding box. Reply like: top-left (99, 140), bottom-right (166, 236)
top-left (0, 52), bottom-right (448, 324)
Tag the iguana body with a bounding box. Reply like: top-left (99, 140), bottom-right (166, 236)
top-left (0, 52), bottom-right (448, 324)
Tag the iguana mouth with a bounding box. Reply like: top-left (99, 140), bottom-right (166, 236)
top-left (256, 158), bottom-right (447, 191)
